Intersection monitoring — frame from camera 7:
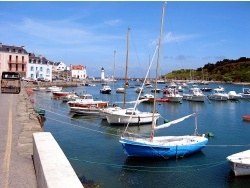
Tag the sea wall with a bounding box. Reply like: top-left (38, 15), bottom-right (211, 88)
top-left (20, 87), bottom-right (83, 187)
top-left (33, 132), bottom-right (83, 188)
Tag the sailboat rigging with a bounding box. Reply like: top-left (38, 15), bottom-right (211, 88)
top-left (119, 2), bottom-right (208, 158)
top-left (105, 28), bottom-right (161, 126)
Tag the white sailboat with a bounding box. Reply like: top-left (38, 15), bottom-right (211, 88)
top-left (119, 3), bottom-right (208, 158)
top-left (106, 28), bottom-right (160, 125)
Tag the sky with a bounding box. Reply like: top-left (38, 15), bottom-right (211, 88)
top-left (0, 1), bottom-right (249, 78)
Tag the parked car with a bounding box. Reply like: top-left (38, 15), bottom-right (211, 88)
top-left (44, 78), bottom-right (50, 82)
top-left (37, 77), bottom-right (45, 81)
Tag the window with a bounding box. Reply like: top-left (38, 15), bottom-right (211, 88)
top-left (46, 68), bottom-right (50, 74)
top-left (31, 66), bottom-right (34, 71)
top-left (40, 67), bottom-right (43, 71)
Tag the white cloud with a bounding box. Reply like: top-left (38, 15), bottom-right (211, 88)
top-left (104, 19), bottom-right (121, 26)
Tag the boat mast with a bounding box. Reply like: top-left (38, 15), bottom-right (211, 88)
top-left (151, 2), bottom-right (166, 139)
top-left (123, 28), bottom-right (130, 109)
top-left (112, 50), bottom-right (116, 105)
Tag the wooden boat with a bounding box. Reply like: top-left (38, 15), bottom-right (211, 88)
top-left (227, 149), bottom-right (250, 176)
top-left (242, 115), bottom-right (250, 121)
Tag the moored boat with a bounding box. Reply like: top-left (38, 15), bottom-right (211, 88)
top-left (100, 85), bottom-right (112, 94)
top-left (242, 115), bottom-right (250, 121)
top-left (208, 86), bottom-right (229, 101)
top-left (228, 91), bottom-right (242, 100)
top-left (139, 93), bottom-right (155, 103)
top-left (46, 86), bottom-right (62, 92)
top-left (227, 149), bottom-right (250, 176)
top-left (239, 88), bottom-right (250, 99)
top-left (67, 94), bottom-right (108, 109)
top-left (106, 108), bottom-right (160, 125)
top-left (120, 113), bottom-right (208, 158)
top-left (53, 91), bottom-right (75, 97)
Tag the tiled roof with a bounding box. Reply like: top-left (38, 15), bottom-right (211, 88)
top-left (71, 65), bottom-right (85, 70)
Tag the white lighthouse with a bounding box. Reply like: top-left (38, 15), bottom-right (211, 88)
top-left (101, 67), bottom-right (105, 80)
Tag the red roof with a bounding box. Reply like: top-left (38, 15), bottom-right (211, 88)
top-left (71, 65), bottom-right (86, 70)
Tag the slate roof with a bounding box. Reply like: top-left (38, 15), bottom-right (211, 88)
top-left (29, 53), bottom-right (54, 65)
top-left (0, 44), bottom-right (28, 54)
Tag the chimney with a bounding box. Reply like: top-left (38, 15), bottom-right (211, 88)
top-left (21, 46), bottom-right (25, 49)
top-left (0, 43), bottom-right (2, 48)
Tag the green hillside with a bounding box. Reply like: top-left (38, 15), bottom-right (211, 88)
top-left (164, 57), bottom-right (250, 82)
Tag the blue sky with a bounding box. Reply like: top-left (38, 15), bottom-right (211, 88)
top-left (0, 1), bottom-right (249, 78)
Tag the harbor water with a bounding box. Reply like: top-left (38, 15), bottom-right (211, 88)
top-left (33, 82), bottom-right (250, 188)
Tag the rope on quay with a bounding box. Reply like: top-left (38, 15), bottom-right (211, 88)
top-left (67, 157), bottom-right (228, 173)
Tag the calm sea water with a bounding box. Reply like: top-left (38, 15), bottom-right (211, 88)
top-left (33, 82), bottom-right (250, 188)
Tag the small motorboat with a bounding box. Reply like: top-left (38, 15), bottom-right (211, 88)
top-left (242, 115), bottom-right (250, 121)
top-left (227, 149), bottom-right (250, 176)
top-left (100, 85), bottom-right (112, 94)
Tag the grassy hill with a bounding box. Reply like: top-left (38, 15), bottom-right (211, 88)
top-left (164, 57), bottom-right (250, 82)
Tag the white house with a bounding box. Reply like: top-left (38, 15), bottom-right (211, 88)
top-left (26, 53), bottom-right (53, 81)
top-left (70, 65), bottom-right (87, 80)
top-left (53, 61), bottom-right (66, 71)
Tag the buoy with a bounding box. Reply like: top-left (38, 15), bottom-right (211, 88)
top-left (164, 119), bottom-right (169, 123)
top-left (207, 132), bottom-right (214, 137)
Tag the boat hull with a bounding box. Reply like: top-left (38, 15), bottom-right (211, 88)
top-left (119, 135), bottom-right (208, 158)
top-left (227, 149), bottom-right (250, 176)
top-left (242, 116), bottom-right (250, 121)
top-left (106, 111), bottom-right (160, 125)
top-left (207, 95), bottom-right (228, 101)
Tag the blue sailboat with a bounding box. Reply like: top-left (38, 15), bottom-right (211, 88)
top-left (119, 3), bottom-right (208, 158)
top-left (120, 113), bottom-right (208, 158)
